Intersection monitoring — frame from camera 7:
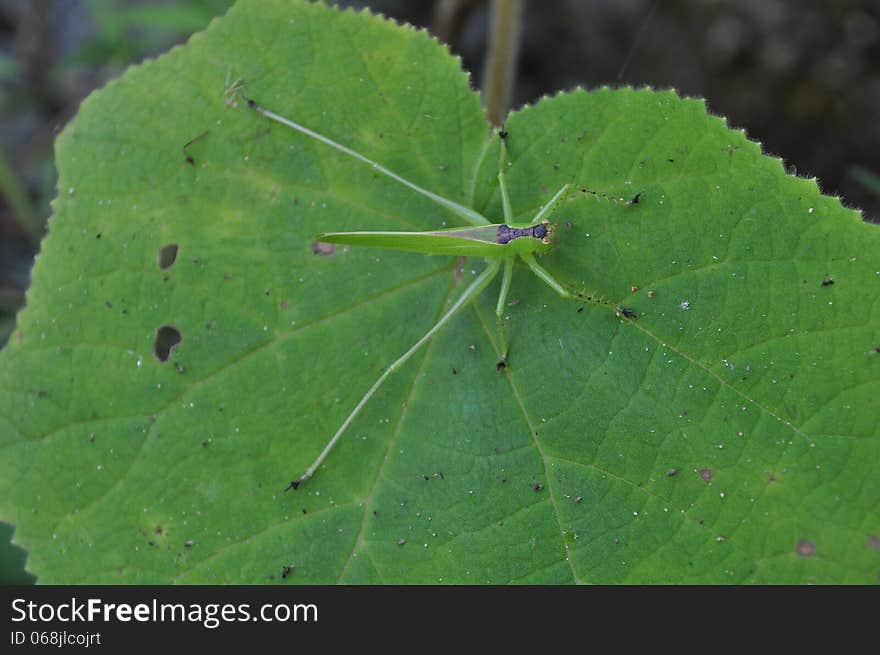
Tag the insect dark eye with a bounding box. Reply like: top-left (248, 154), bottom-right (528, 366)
top-left (534, 224), bottom-right (547, 239)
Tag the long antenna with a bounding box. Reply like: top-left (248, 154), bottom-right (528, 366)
top-left (241, 96), bottom-right (491, 227)
top-left (616, 0), bottom-right (659, 81)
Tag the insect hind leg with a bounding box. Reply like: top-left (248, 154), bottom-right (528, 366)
top-left (494, 257), bottom-right (515, 368)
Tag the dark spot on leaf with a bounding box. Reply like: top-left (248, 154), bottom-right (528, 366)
top-left (104, 301), bottom-right (112, 309)
top-left (575, 496), bottom-right (583, 503)
top-left (153, 325), bottom-right (182, 362)
top-left (821, 277), bottom-right (834, 286)
top-left (796, 539), bottom-right (816, 557)
top-left (154, 525), bottom-right (163, 535)
top-left (302, 508), bottom-right (308, 515)
top-left (201, 439), bottom-right (211, 447)
top-left (452, 368), bottom-right (457, 375)
top-left (184, 540), bottom-right (194, 549)
top-left (158, 244), bottom-right (178, 269)
top-left (533, 483), bottom-right (544, 492)
top-left (666, 468), bottom-right (678, 477)
top-left (312, 241), bottom-right (336, 256)
top-left (577, 307), bottom-right (584, 313)
top-left (88, 433), bottom-right (95, 443)
top-left (699, 468), bottom-right (713, 482)
top-left (96, 232), bottom-right (102, 239)
top-left (281, 565), bottom-right (292, 579)
top-left (496, 360), bottom-right (506, 371)
top-left (767, 471), bottom-right (777, 483)
top-left (397, 539), bottom-right (406, 546)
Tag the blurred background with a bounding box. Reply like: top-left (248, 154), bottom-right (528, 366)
top-left (1, 0), bottom-right (878, 583)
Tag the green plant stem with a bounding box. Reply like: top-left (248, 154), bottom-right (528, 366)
top-left (482, 0), bottom-right (522, 127)
top-left (432, 0), bottom-right (480, 47)
top-left (0, 146), bottom-right (42, 246)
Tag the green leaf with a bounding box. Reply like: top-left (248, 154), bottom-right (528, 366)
top-left (1, 0), bottom-right (878, 584)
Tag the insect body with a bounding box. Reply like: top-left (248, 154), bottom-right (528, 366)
top-left (316, 220), bottom-right (554, 257)
top-left (235, 90), bottom-right (595, 489)
top-left (496, 221), bottom-right (552, 245)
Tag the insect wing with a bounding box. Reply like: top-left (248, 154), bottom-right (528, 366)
top-left (315, 225), bottom-right (506, 257)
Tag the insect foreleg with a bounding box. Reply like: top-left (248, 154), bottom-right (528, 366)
top-left (287, 259), bottom-right (502, 490)
top-left (532, 183), bottom-right (571, 224)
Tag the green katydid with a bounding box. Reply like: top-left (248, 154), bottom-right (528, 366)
top-left (234, 89), bottom-right (629, 490)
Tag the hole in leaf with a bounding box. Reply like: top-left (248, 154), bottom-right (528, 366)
top-left (158, 244), bottom-right (179, 269)
top-left (796, 539), bottom-right (816, 557)
top-left (311, 241), bottom-right (336, 256)
top-left (153, 325), bottom-right (182, 362)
